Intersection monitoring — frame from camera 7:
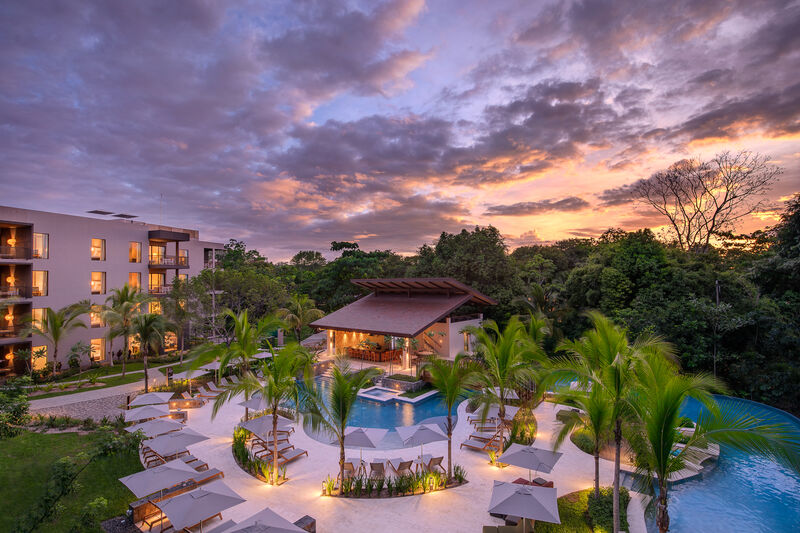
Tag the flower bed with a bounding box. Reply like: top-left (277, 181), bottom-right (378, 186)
top-left (231, 427), bottom-right (289, 485)
top-left (322, 465), bottom-right (468, 498)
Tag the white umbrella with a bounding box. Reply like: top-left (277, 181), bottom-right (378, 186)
top-left (252, 351), bottom-right (273, 360)
top-left (488, 480), bottom-right (560, 533)
top-left (125, 418), bottom-right (184, 438)
top-left (200, 361), bottom-right (222, 372)
top-left (155, 480), bottom-right (245, 532)
top-left (129, 392), bottom-right (175, 407)
top-left (240, 414), bottom-right (294, 440)
top-left (119, 458), bottom-right (199, 498)
top-left (144, 427), bottom-right (208, 458)
top-left (500, 444), bottom-right (563, 482)
top-left (395, 423), bottom-right (447, 459)
top-left (335, 427), bottom-right (389, 465)
top-left (124, 404), bottom-right (170, 423)
top-left (224, 506), bottom-right (305, 532)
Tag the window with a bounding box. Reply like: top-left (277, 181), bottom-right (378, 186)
top-left (32, 345), bottom-right (48, 370)
top-left (90, 272), bottom-right (106, 294)
top-left (89, 306), bottom-right (104, 327)
top-left (90, 338), bottom-right (104, 362)
top-left (165, 332), bottom-right (177, 351)
top-left (177, 273), bottom-right (188, 281)
top-left (128, 335), bottom-right (140, 355)
top-left (31, 308), bottom-right (45, 329)
top-left (33, 233), bottom-right (49, 259)
top-left (149, 301), bottom-right (162, 315)
top-left (129, 242), bottom-right (142, 263)
top-left (149, 272), bottom-right (165, 294)
top-left (149, 244), bottom-right (166, 263)
top-left (32, 271), bottom-right (48, 296)
top-left (129, 272), bottom-right (141, 290)
top-left (90, 238), bottom-right (105, 261)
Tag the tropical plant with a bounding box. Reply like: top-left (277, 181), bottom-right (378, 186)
top-left (103, 283), bottom-right (150, 376)
top-left (212, 344), bottom-right (309, 484)
top-left (301, 356), bottom-right (381, 488)
top-left (131, 313), bottom-right (171, 393)
top-left (277, 293), bottom-right (324, 341)
top-left (421, 354), bottom-right (478, 479)
top-left (21, 302), bottom-right (88, 373)
top-left (552, 388), bottom-right (613, 497)
top-left (67, 341), bottom-right (91, 374)
top-left (465, 316), bottom-right (545, 442)
top-left (551, 311), bottom-right (674, 533)
top-left (161, 278), bottom-right (195, 362)
top-left (627, 351), bottom-right (800, 533)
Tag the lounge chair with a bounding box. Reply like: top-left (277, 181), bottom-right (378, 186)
top-left (252, 442), bottom-right (294, 459)
top-left (206, 382), bottom-right (225, 393)
top-left (277, 448), bottom-right (307, 466)
top-left (196, 386), bottom-right (219, 399)
top-left (229, 375), bottom-right (241, 384)
top-left (422, 456), bottom-right (445, 474)
top-left (341, 462), bottom-right (357, 480)
top-left (388, 459), bottom-right (413, 477)
top-left (469, 429), bottom-right (500, 442)
top-left (461, 435), bottom-right (503, 452)
top-left (181, 455), bottom-right (209, 471)
top-left (369, 462), bottom-right (385, 480)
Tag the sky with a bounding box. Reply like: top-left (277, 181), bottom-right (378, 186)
top-left (2, 0), bottom-right (799, 261)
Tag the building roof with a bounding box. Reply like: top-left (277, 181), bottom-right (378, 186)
top-left (310, 278), bottom-right (495, 337)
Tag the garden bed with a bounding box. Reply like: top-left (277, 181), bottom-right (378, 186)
top-left (322, 465), bottom-right (468, 498)
top-left (382, 374), bottom-right (426, 393)
top-left (231, 427), bottom-right (290, 485)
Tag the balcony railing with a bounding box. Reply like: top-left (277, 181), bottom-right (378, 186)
top-left (149, 255), bottom-right (189, 268)
top-left (0, 324), bottom-right (26, 338)
top-left (149, 284), bottom-right (171, 295)
top-left (0, 246), bottom-right (32, 260)
top-left (0, 285), bottom-right (32, 298)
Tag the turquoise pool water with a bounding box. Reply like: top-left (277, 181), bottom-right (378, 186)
top-left (645, 396), bottom-right (800, 532)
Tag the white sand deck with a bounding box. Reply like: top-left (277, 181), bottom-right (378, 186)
top-left (164, 397), bottom-right (645, 533)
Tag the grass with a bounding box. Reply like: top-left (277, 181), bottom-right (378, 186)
top-left (535, 489), bottom-right (593, 533)
top-left (0, 431), bottom-right (142, 532)
top-left (400, 383), bottom-right (434, 398)
top-left (385, 373), bottom-right (421, 382)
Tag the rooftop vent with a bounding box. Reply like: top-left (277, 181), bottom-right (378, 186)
top-left (86, 209), bottom-right (113, 215)
top-left (112, 213), bottom-right (138, 219)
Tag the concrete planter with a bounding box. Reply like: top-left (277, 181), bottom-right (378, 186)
top-left (381, 376), bottom-right (426, 393)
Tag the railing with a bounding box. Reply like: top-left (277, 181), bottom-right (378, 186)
top-left (0, 325), bottom-right (26, 338)
top-left (149, 255), bottom-right (188, 267)
top-left (149, 284), bottom-right (172, 295)
top-left (0, 246), bottom-right (32, 260)
top-left (0, 285), bottom-right (32, 298)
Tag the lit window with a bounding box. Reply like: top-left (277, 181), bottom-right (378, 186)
top-left (149, 244), bottom-right (166, 264)
top-left (90, 338), bottom-right (104, 362)
top-left (90, 272), bottom-right (106, 294)
top-left (31, 308), bottom-right (45, 329)
top-left (128, 335), bottom-right (140, 355)
top-left (129, 272), bottom-right (141, 290)
top-left (32, 271), bottom-right (48, 296)
top-left (129, 242), bottom-right (141, 263)
top-left (149, 301), bottom-right (162, 314)
top-left (165, 332), bottom-right (177, 351)
top-left (33, 233), bottom-right (49, 259)
top-left (89, 306), bottom-right (104, 327)
top-left (177, 273), bottom-right (188, 281)
top-left (90, 238), bottom-right (105, 261)
top-left (149, 272), bottom-right (165, 294)
top-left (32, 345), bottom-right (48, 370)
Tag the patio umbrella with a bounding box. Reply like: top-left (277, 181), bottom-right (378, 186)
top-left (237, 394), bottom-right (281, 412)
top-left (125, 418), bottom-right (184, 438)
top-left (252, 351), bottom-right (273, 360)
top-left (200, 361), bottom-right (222, 371)
top-left (145, 427), bottom-right (208, 459)
top-left (119, 458), bottom-right (199, 498)
top-left (129, 391), bottom-right (175, 407)
top-left (488, 480), bottom-right (560, 533)
top-left (155, 480), bottom-right (245, 532)
top-left (500, 444), bottom-right (563, 482)
top-left (395, 423), bottom-right (447, 459)
top-left (226, 507), bottom-right (305, 532)
top-left (240, 413), bottom-right (294, 440)
top-left (335, 426), bottom-right (389, 465)
top-left (124, 404), bottom-right (170, 423)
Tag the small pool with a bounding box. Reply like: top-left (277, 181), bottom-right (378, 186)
top-left (645, 396), bottom-right (800, 532)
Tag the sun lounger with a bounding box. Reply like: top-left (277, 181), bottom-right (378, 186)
top-left (388, 458), bottom-right (413, 477)
top-left (422, 456), bottom-right (445, 474)
top-left (181, 455), bottom-right (209, 471)
top-left (470, 429), bottom-right (500, 442)
top-left (277, 448), bottom-right (307, 466)
top-left (206, 382), bottom-right (225, 393)
top-left (461, 435), bottom-right (503, 452)
top-left (341, 462), bottom-right (357, 480)
top-left (369, 462), bottom-right (385, 480)
top-left (229, 375), bottom-right (241, 384)
top-left (252, 435), bottom-right (290, 446)
top-left (196, 386), bottom-right (220, 399)
top-left (253, 442), bottom-right (294, 459)
top-left (193, 467), bottom-right (225, 485)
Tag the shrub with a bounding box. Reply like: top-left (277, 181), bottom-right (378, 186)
top-left (385, 477), bottom-right (394, 496)
top-left (81, 417), bottom-right (97, 431)
top-left (570, 428), bottom-right (595, 454)
top-left (386, 373), bottom-right (419, 382)
top-left (678, 416), bottom-right (695, 428)
top-left (453, 464), bottom-right (467, 483)
top-left (71, 496), bottom-right (107, 532)
top-left (587, 486), bottom-right (630, 533)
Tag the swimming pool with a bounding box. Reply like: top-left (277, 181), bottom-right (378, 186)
top-left (645, 396), bottom-right (800, 532)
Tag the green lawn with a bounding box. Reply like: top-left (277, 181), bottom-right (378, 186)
top-left (535, 489), bottom-right (593, 533)
top-left (0, 431), bottom-right (142, 532)
top-left (400, 384), bottom-right (434, 398)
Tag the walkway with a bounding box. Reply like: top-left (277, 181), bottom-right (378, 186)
top-left (176, 396), bottom-right (647, 533)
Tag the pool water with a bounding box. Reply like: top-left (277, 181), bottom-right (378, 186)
top-left (645, 396), bottom-right (800, 532)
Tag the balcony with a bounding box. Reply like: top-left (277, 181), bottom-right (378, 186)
top-left (149, 284), bottom-right (171, 295)
top-left (0, 285), bottom-right (32, 299)
top-left (0, 324), bottom-right (26, 339)
top-left (0, 246), bottom-right (32, 260)
top-left (148, 255), bottom-right (189, 269)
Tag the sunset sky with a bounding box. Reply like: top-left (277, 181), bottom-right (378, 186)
top-left (2, 0), bottom-right (799, 260)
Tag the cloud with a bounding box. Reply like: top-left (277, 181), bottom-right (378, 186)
top-left (596, 183), bottom-right (640, 207)
top-left (484, 196), bottom-right (590, 216)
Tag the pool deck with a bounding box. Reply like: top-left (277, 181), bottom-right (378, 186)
top-left (157, 397), bottom-right (647, 533)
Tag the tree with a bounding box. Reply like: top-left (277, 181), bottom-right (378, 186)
top-left (628, 351), bottom-right (800, 533)
top-left (162, 278), bottom-right (194, 361)
top-left (131, 313), bottom-right (171, 393)
top-left (634, 151), bottom-right (782, 251)
top-left (552, 388), bottom-right (613, 498)
top-left (291, 250), bottom-right (327, 270)
top-left (21, 303), bottom-right (88, 374)
top-left (421, 355), bottom-right (479, 478)
top-left (301, 357), bottom-right (381, 488)
top-left (217, 239), bottom-right (268, 270)
top-left (103, 284), bottom-right (150, 376)
top-left (465, 317), bottom-right (545, 443)
top-left (277, 294), bottom-right (324, 341)
top-left (212, 344), bottom-right (309, 485)
top-left (553, 312), bottom-right (674, 533)
top-left (67, 341), bottom-right (91, 374)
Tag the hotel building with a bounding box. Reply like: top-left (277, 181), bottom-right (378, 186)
top-left (0, 206), bottom-right (224, 377)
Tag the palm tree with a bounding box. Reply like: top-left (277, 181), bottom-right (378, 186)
top-left (421, 354), bottom-right (478, 479)
top-left (628, 351), bottom-right (800, 533)
top-left (277, 294), bottom-right (324, 342)
top-left (103, 284), bottom-right (150, 376)
top-left (465, 316), bottom-right (545, 442)
top-left (161, 278), bottom-right (194, 362)
top-left (212, 344), bottom-right (309, 485)
top-left (301, 357), bottom-right (381, 488)
top-left (131, 313), bottom-right (171, 393)
top-left (552, 388), bottom-right (613, 498)
top-left (552, 311), bottom-right (673, 533)
top-left (21, 302), bottom-right (88, 374)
